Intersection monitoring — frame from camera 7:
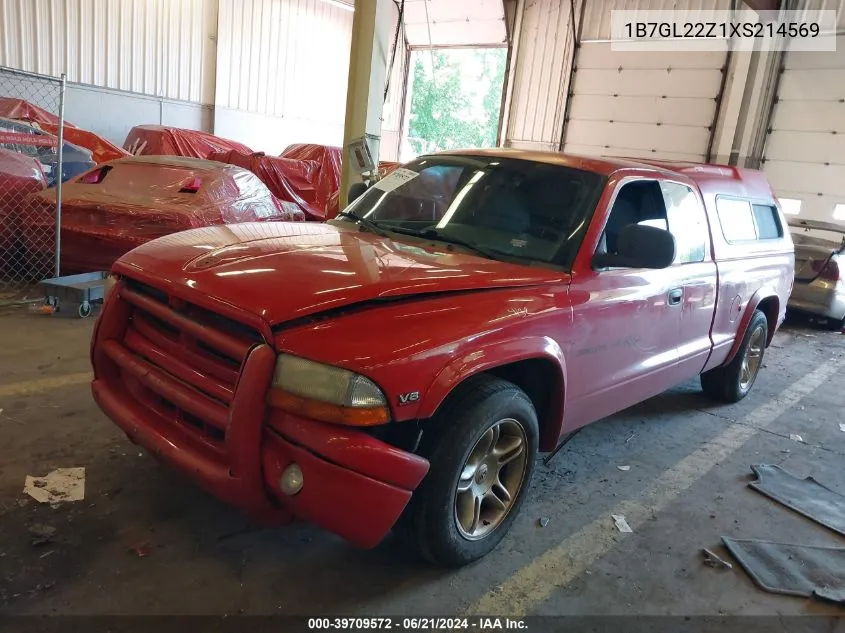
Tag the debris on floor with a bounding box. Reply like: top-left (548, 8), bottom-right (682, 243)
top-left (788, 434), bottom-right (804, 443)
top-left (702, 547), bottom-right (733, 570)
top-left (839, 423), bottom-right (845, 433)
top-left (612, 514), bottom-right (633, 533)
top-left (617, 465), bottom-right (631, 472)
top-left (23, 467), bottom-right (85, 504)
top-left (722, 537), bottom-right (845, 603)
top-left (537, 516), bottom-right (550, 528)
top-left (129, 542), bottom-right (152, 558)
top-left (28, 524), bottom-right (56, 547)
top-left (748, 464), bottom-right (845, 536)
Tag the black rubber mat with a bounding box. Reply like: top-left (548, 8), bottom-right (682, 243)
top-left (722, 537), bottom-right (845, 602)
top-left (749, 464), bottom-right (845, 536)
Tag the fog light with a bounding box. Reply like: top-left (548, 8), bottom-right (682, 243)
top-left (279, 464), bottom-right (304, 496)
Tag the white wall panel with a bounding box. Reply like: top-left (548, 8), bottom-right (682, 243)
top-left (0, 0), bottom-right (217, 104)
top-left (216, 0), bottom-right (353, 149)
top-left (502, 0), bottom-right (575, 151)
top-left (404, 0), bottom-right (507, 47)
top-left (64, 83), bottom-right (213, 146)
top-left (763, 33), bottom-right (845, 224)
top-left (562, 42), bottom-right (727, 162)
top-left (580, 0), bottom-right (731, 41)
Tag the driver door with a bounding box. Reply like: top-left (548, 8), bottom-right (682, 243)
top-left (563, 179), bottom-right (685, 430)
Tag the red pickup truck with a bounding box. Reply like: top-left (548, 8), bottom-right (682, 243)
top-left (90, 150), bottom-right (794, 566)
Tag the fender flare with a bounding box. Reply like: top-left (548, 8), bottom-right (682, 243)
top-left (416, 336), bottom-right (568, 449)
top-left (723, 288), bottom-right (780, 366)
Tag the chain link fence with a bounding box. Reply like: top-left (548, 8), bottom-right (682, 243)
top-left (0, 66), bottom-right (66, 295)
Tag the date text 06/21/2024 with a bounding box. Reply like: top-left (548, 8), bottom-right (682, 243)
top-left (306, 618), bottom-right (528, 631)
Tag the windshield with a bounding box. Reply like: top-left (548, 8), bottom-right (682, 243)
top-left (332, 155), bottom-right (606, 268)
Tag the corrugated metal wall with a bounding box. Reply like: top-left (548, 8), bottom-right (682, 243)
top-left (502, 0), bottom-right (576, 151)
top-left (216, 0), bottom-right (353, 126)
top-left (0, 0), bottom-right (218, 104)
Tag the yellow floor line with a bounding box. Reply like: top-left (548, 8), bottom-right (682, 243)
top-left (0, 372), bottom-right (93, 399)
top-left (468, 357), bottom-right (845, 617)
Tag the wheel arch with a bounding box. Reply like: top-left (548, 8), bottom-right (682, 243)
top-left (417, 337), bottom-right (567, 452)
top-left (724, 290), bottom-right (780, 365)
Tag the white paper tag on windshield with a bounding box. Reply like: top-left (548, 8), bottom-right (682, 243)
top-left (373, 168), bottom-right (419, 193)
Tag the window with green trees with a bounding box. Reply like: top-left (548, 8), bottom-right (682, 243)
top-left (405, 47), bottom-right (507, 158)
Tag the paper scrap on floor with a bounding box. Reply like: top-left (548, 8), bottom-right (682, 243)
top-left (612, 514), bottom-right (633, 533)
top-left (23, 467), bottom-right (85, 504)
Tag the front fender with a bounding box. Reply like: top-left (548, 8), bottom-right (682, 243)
top-left (723, 288), bottom-right (780, 366)
top-left (417, 336), bottom-right (567, 449)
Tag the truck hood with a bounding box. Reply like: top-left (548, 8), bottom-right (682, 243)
top-left (114, 222), bottom-right (567, 326)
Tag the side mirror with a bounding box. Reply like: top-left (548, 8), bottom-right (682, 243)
top-left (592, 223), bottom-right (676, 270)
top-left (348, 182), bottom-right (369, 205)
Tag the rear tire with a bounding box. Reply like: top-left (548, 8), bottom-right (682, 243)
top-left (394, 375), bottom-right (539, 566)
top-left (701, 310), bottom-right (768, 403)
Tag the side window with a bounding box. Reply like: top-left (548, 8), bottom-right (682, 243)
top-left (662, 182), bottom-right (707, 263)
top-left (599, 180), bottom-right (668, 255)
top-left (716, 198), bottom-right (757, 242)
top-left (752, 204), bottom-right (783, 239)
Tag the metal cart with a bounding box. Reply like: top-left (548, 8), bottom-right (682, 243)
top-left (38, 272), bottom-right (109, 318)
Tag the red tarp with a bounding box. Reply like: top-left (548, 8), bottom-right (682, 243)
top-left (0, 148), bottom-right (46, 254)
top-left (39, 123), bottom-right (130, 165)
top-left (123, 125), bottom-right (253, 160)
top-left (207, 150), bottom-right (329, 221)
top-left (0, 97), bottom-right (75, 128)
top-left (279, 144), bottom-right (342, 219)
top-left (21, 155), bottom-right (304, 273)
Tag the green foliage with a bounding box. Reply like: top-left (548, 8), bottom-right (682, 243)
top-left (407, 48), bottom-right (506, 156)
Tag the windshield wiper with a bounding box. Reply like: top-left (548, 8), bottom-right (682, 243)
top-left (338, 210), bottom-right (390, 238)
top-left (386, 226), bottom-right (505, 261)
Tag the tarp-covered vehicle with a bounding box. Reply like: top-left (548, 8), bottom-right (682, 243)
top-left (0, 97), bottom-right (73, 128)
top-left (22, 155), bottom-right (305, 273)
top-left (208, 150), bottom-right (328, 221)
top-left (124, 125), bottom-right (252, 160)
top-left (0, 148), bottom-right (46, 266)
top-left (211, 144), bottom-right (401, 221)
top-left (0, 118), bottom-right (95, 186)
top-left (39, 122), bottom-right (130, 165)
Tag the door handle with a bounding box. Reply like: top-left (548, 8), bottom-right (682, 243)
top-left (668, 288), bottom-right (684, 306)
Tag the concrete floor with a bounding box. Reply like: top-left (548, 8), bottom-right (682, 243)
top-left (0, 308), bottom-right (844, 617)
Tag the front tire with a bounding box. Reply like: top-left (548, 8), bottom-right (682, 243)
top-left (701, 310), bottom-right (768, 403)
top-left (394, 375), bottom-right (539, 566)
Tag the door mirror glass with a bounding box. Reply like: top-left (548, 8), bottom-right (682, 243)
top-left (348, 182), bottom-right (369, 205)
top-left (592, 223), bottom-right (676, 269)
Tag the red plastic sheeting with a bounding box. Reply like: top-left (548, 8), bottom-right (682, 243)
top-left (40, 123), bottom-right (129, 165)
top-left (280, 144), bottom-right (342, 219)
top-left (208, 150), bottom-right (330, 221)
top-left (124, 125), bottom-right (253, 160)
top-left (0, 148), bottom-right (46, 254)
top-left (21, 155), bottom-right (305, 273)
top-left (0, 97), bottom-right (75, 127)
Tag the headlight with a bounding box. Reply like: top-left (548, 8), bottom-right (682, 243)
top-left (268, 354), bottom-right (390, 426)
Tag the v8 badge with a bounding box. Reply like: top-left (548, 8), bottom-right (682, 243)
top-left (398, 391), bottom-right (420, 406)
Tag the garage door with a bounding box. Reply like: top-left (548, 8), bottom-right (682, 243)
top-left (562, 43), bottom-right (728, 162)
top-left (762, 34), bottom-right (845, 224)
